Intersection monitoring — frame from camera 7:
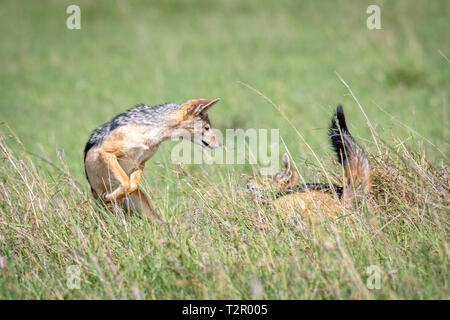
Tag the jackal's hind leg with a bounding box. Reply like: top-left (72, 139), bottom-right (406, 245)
top-left (128, 188), bottom-right (160, 220)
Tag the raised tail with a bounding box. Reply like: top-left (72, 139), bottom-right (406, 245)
top-left (328, 105), bottom-right (371, 201)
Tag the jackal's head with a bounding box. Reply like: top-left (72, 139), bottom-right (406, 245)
top-left (172, 98), bottom-right (221, 150)
top-left (246, 153), bottom-right (298, 199)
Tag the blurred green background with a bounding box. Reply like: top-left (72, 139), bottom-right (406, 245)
top-left (0, 0), bottom-right (448, 185)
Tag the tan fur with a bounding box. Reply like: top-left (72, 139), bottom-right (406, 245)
top-left (171, 98), bottom-right (220, 121)
top-left (85, 123), bottom-right (158, 202)
top-left (250, 176), bottom-right (342, 217)
top-left (343, 156), bottom-right (371, 203)
top-left (274, 191), bottom-right (341, 217)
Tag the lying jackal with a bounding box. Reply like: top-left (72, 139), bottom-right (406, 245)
top-left (247, 105), bottom-right (371, 216)
top-left (84, 98), bottom-right (221, 217)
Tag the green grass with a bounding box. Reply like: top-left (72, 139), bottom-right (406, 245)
top-left (0, 0), bottom-right (448, 299)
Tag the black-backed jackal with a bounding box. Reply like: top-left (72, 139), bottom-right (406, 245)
top-left (84, 98), bottom-right (221, 217)
top-left (246, 105), bottom-right (371, 216)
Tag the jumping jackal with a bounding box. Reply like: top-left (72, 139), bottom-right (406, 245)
top-left (246, 105), bottom-right (371, 216)
top-left (84, 98), bottom-right (221, 217)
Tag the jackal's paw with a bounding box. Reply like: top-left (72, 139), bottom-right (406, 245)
top-left (101, 191), bottom-right (116, 202)
top-left (101, 192), bottom-right (110, 201)
top-left (128, 182), bottom-right (139, 194)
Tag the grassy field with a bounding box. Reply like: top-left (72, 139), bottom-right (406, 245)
top-left (0, 0), bottom-right (448, 299)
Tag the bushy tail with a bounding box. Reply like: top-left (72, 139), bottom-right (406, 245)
top-left (329, 105), bottom-right (371, 200)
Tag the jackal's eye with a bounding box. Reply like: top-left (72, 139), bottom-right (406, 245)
top-left (205, 125), bottom-right (210, 131)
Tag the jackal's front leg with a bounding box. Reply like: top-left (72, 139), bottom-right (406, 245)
top-left (104, 169), bottom-right (143, 202)
top-left (99, 150), bottom-right (143, 202)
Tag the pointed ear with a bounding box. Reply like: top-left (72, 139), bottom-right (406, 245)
top-left (182, 98), bottom-right (220, 117)
top-left (281, 153), bottom-right (293, 178)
